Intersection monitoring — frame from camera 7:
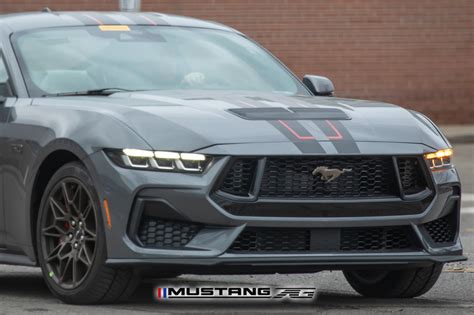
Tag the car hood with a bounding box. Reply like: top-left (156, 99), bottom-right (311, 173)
top-left (33, 90), bottom-right (448, 152)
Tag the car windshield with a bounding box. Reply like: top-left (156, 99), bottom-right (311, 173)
top-left (13, 25), bottom-right (309, 97)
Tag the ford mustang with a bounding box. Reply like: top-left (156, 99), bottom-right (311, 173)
top-left (0, 11), bottom-right (465, 304)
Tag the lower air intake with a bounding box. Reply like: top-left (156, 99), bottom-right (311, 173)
top-left (340, 226), bottom-right (416, 251)
top-left (229, 226), bottom-right (419, 253)
top-left (230, 229), bottom-right (310, 252)
top-left (137, 217), bottom-right (201, 248)
top-left (423, 212), bottom-right (457, 244)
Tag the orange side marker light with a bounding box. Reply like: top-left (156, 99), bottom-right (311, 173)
top-left (103, 199), bottom-right (112, 230)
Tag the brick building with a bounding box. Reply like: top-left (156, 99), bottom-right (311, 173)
top-left (0, 0), bottom-right (472, 124)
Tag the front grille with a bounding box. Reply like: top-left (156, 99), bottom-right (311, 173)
top-left (219, 159), bottom-right (257, 196)
top-left (340, 227), bottom-right (415, 251)
top-left (137, 217), bottom-right (201, 248)
top-left (397, 158), bottom-right (427, 195)
top-left (229, 226), bottom-right (419, 253)
top-left (259, 156), bottom-right (398, 198)
top-left (216, 155), bottom-right (432, 217)
top-left (423, 212), bottom-right (457, 244)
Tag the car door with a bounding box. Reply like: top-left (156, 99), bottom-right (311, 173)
top-left (0, 47), bottom-right (17, 248)
top-left (0, 52), bottom-right (13, 246)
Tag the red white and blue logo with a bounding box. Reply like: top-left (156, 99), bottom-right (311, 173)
top-left (156, 287), bottom-right (168, 300)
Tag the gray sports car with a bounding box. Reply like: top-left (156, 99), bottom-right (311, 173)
top-left (0, 11), bottom-right (465, 304)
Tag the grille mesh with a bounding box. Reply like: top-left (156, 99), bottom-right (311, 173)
top-left (230, 227), bottom-right (418, 253)
top-left (340, 227), bottom-right (415, 251)
top-left (424, 213), bottom-right (457, 244)
top-left (137, 217), bottom-right (201, 248)
top-left (259, 157), bottom-right (398, 198)
top-left (219, 159), bottom-right (257, 196)
top-left (397, 158), bottom-right (427, 195)
top-left (230, 229), bottom-right (310, 252)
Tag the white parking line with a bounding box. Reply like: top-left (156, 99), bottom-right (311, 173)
top-left (461, 207), bottom-right (474, 214)
top-left (462, 193), bottom-right (474, 202)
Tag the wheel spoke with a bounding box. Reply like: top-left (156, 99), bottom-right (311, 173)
top-left (81, 202), bottom-right (93, 220)
top-left (61, 182), bottom-right (73, 214)
top-left (84, 227), bottom-right (96, 240)
top-left (46, 242), bottom-right (63, 262)
top-left (60, 256), bottom-right (72, 282)
top-left (78, 246), bottom-right (92, 267)
top-left (58, 242), bottom-right (72, 260)
top-left (49, 197), bottom-right (67, 219)
top-left (42, 225), bottom-right (64, 238)
top-left (70, 184), bottom-right (83, 216)
top-left (72, 258), bottom-right (79, 287)
top-left (61, 182), bottom-right (72, 203)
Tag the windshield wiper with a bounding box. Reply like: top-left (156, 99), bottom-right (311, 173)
top-left (44, 88), bottom-right (136, 97)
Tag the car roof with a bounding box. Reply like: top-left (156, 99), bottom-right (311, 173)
top-left (0, 11), bottom-right (238, 33)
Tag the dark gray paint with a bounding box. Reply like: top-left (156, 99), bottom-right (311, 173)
top-left (0, 12), bottom-right (464, 267)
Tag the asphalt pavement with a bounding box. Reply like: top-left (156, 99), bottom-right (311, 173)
top-left (0, 143), bottom-right (472, 314)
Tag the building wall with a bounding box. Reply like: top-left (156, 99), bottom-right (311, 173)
top-left (1, 0), bottom-right (472, 124)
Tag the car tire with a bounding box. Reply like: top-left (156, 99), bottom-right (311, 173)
top-left (343, 263), bottom-right (443, 298)
top-left (36, 161), bottom-right (140, 304)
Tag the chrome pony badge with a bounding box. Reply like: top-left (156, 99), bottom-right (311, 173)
top-left (312, 166), bottom-right (352, 183)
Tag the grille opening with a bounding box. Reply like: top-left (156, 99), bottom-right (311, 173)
top-left (259, 156), bottom-right (399, 198)
top-left (340, 227), bottom-right (416, 251)
top-left (229, 226), bottom-right (420, 253)
top-left (219, 159), bottom-right (257, 196)
top-left (137, 217), bottom-right (201, 248)
top-left (230, 229), bottom-right (310, 252)
top-left (423, 211), bottom-right (457, 244)
top-left (397, 157), bottom-right (428, 195)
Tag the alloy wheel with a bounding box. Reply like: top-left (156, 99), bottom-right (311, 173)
top-left (40, 178), bottom-right (98, 289)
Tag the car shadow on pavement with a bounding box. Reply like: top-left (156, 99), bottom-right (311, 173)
top-left (0, 272), bottom-right (53, 300)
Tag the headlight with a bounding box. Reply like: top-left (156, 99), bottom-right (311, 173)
top-left (105, 149), bottom-right (211, 173)
top-left (424, 148), bottom-right (453, 170)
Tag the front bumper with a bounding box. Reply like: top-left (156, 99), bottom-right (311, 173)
top-left (87, 142), bottom-right (466, 271)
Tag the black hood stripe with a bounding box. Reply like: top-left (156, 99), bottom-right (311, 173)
top-left (90, 14), bottom-right (119, 25)
top-left (148, 13), bottom-right (170, 25)
top-left (81, 13), bottom-right (105, 25)
top-left (59, 14), bottom-right (87, 26)
top-left (68, 13), bottom-right (97, 25)
top-left (123, 13), bottom-right (161, 25)
top-left (314, 120), bottom-right (360, 153)
top-left (105, 13), bottom-right (136, 25)
top-left (270, 120), bottom-right (325, 153)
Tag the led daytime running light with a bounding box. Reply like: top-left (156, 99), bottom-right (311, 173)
top-left (118, 149), bottom-right (208, 172)
top-left (424, 149), bottom-right (453, 160)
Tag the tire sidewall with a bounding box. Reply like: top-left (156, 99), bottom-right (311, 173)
top-left (36, 162), bottom-right (107, 299)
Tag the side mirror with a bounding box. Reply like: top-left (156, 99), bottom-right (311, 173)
top-left (303, 75), bottom-right (335, 96)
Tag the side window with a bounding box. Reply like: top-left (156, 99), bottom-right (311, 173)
top-left (0, 53), bottom-right (13, 97)
top-left (0, 56), bottom-right (8, 83)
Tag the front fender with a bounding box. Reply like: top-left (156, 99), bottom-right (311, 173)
top-left (4, 104), bottom-right (153, 261)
